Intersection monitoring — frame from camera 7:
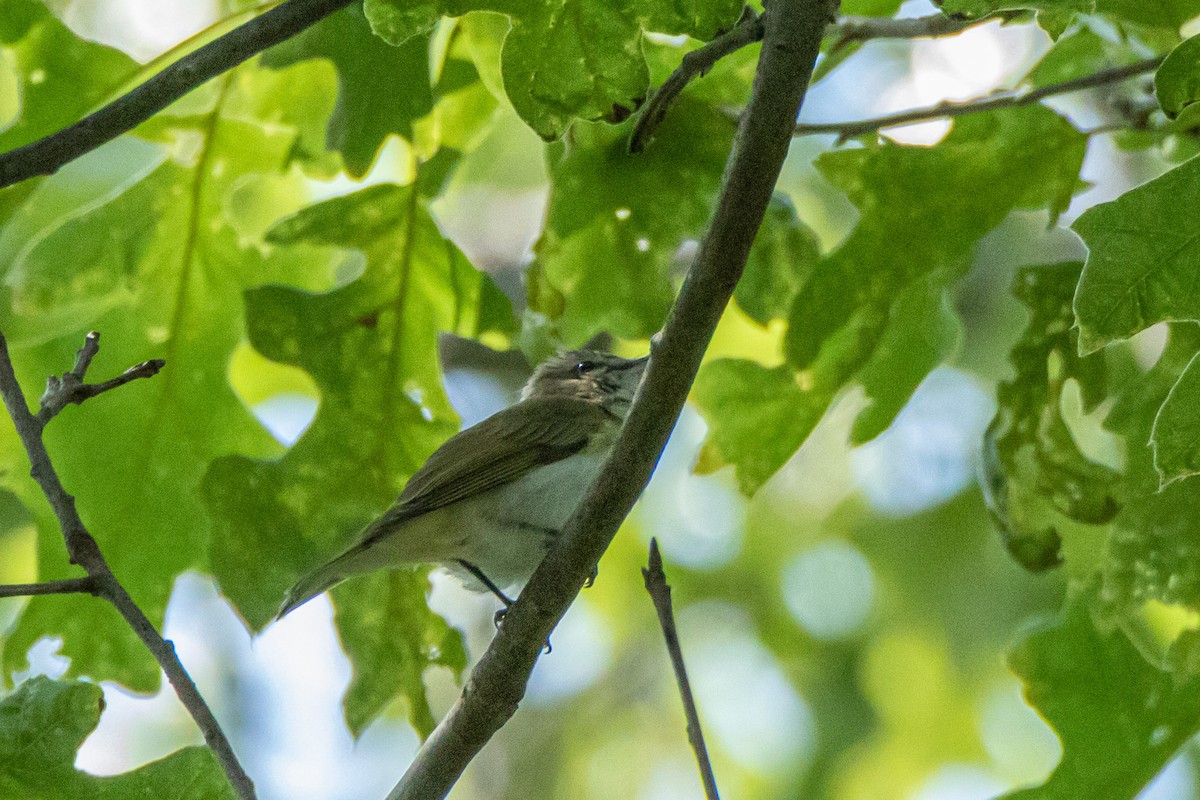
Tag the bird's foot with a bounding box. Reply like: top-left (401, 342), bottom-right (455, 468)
top-left (583, 564), bottom-right (598, 589)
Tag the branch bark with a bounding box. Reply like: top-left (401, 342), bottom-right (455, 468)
top-left (0, 332), bottom-right (257, 800)
top-left (793, 57), bottom-right (1163, 140)
top-left (387, 1), bottom-right (833, 797)
top-left (643, 539), bottom-right (718, 800)
top-left (0, 577), bottom-right (99, 598)
top-left (0, 0), bottom-right (354, 189)
top-left (631, 10), bottom-right (1001, 153)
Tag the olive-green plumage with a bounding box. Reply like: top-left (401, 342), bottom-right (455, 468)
top-left (277, 350), bottom-right (647, 618)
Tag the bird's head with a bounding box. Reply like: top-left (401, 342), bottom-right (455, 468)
top-left (521, 350), bottom-right (649, 418)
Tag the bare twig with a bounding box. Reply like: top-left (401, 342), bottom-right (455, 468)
top-left (642, 539), bottom-right (719, 800)
top-left (631, 10), bottom-right (998, 153)
top-left (793, 57), bottom-right (1163, 141)
top-left (0, 0), bottom-right (354, 189)
top-left (630, 7), bottom-right (765, 153)
top-left (827, 12), bottom-right (1006, 46)
top-left (0, 332), bottom-right (256, 800)
top-left (386, 1), bottom-right (835, 798)
top-left (0, 576), bottom-right (99, 598)
top-left (37, 332), bottom-right (165, 424)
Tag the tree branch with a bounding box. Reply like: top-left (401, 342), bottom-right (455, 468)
top-left (0, 332), bottom-right (257, 800)
top-left (37, 331), bottom-right (165, 424)
top-left (0, 576), bottom-right (99, 598)
top-left (827, 11), bottom-right (1006, 46)
top-left (0, 0), bottom-right (354, 189)
top-left (631, 10), bottom-right (999, 153)
top-left (386, 1), bottom-right (834, 798)
top-left (630, 7), bottom-right (764, 153)
top-left (642, 539), bottom-right (718, 800)
top-left (793, 57), bottom-right (1163, 140)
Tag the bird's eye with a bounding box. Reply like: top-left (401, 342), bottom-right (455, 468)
top-left (574, 361), bottom-right (595, 377)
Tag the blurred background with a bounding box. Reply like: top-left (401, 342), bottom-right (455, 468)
top-left (1, 0), bottom-right (1195, 798)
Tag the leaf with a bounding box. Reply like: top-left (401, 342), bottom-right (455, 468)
top-left (1156, 34), bottom-right (1200, 119)
top-left (0, 0), bottom-right (136, 155)
top-left (0, 676), bottom-right (235, 799)
top-left (1072, 155), bottom-right (1200, 354)
top-left (851, 273), bottom-right (962, 445)
top-left (333, 570), bottom-right (466, 738)
top-left (0, 71), bottom-right (324, 690)
top-left (201, 182), bottom-right (513, 733)
top-left (1152, 351), bottom-right (1200, 485)
top-left (529, 88), bottom-right (734, 343)
top-left (262, 4), bottom-right (434, 177)
top-left (981, 263), bottom-right (1119, 572)
top-left (1000, 597), bottom-right (1200, 800)
top-left (693, 360), bottom-right (830, 495)
top-left (735, 195), bottom-right (822, 326)
top-left (786, 106), bottom-right (1086, 370)
top-left (363, 0), bottom-right (742, 139)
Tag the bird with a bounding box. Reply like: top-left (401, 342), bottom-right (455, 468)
top-left (277, 349), bottom-right (649, 619)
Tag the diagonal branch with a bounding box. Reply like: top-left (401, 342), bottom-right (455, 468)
top-left (0, 0), bottom-right (354, 189)
top-left (386, 0), bottom-right (835, 798)
top-left (0, 333), bottom-right (257, 800)
top-left (793, 57), bottom-right (1163, 140)
top-left (643, 539), bottom-right (718, 800)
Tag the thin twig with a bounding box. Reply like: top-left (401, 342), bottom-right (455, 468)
top-left (0, 0), bottom-right (354, 189)
top-left (630, 7), bottom-right (765, 153)
top-left (630, 10), bottom-right (1003, 153)
top-left (36, 331), bottom-right (165, 423)
top-left (0, 577), bottom-right (99, 598)
top-left (0, 332), bottom-right (257, 800)
top-left (642, 539), bottom-right (719, 800)
top-left (386, 1), bottom-right (836, 798)
top-left (827, 12), bottom-right (1007, 46)
top-left (793, 57), bottom-right (1163, 140)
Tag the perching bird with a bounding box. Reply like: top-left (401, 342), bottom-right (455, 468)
top-left (277, 349), bottom-right (649, 618)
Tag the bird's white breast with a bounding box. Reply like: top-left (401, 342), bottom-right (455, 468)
top-left (450, 452), bottom-right (606, 588)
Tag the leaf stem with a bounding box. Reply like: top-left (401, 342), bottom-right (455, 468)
top-left (0, 332), bottom-right (257, 800)
top-left (0, 0), bottom-right (354, 189)
top-left (793, 57), bottom-right (1163, 140)
top-left (642, 539), bottom-right (719, 800)
top-left (386, 0), bottom-right (836, 797)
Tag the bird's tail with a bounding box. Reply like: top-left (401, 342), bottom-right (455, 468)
top-left (276, 543), bottom-right (371, 620)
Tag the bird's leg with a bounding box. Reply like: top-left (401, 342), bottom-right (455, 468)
top-left (455, 559), bottom-right (515, 624)
top-left (584, 564), bottom-right (598, 588)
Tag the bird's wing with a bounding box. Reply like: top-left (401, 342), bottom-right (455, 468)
top-left (360, 396), bottom-right (613, 544)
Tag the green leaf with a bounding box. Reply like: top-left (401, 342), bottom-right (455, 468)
top-left (1073, 155), bottom-right (1200, 354)
top-left (263, 4), bottom-right (434, 177)
top-left (735, 195), bottom-right (821, 326)
top-left (202, 182), bottom-right (512, 732)
top-left (530, 89), bottom-right (733, 343)
top-left (693, 360), bottom-right (829, 495)
top-left (0, 676), bottom-right (235, 799)
top-left (1001, 597), bottom-right (1200, 800)
top-left (0, 72), bottom-right (321, 689)
top-left (1152, 351), bottom-right (1200, 485)
top-left (333, 570), bottom-right (466, 738)
top-left (851, 273), bottom-right (962, 445)
top-left (364, 0), bottom-right (742, 139)
top-left (786, 106), bottom-right (1086, 370)
top-left (981, 263), bottom-right (1119, 572)
top-left (0, 0), bottom-right (136, 155)
top-left (1156, 34), bottom-right (1200, 119)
